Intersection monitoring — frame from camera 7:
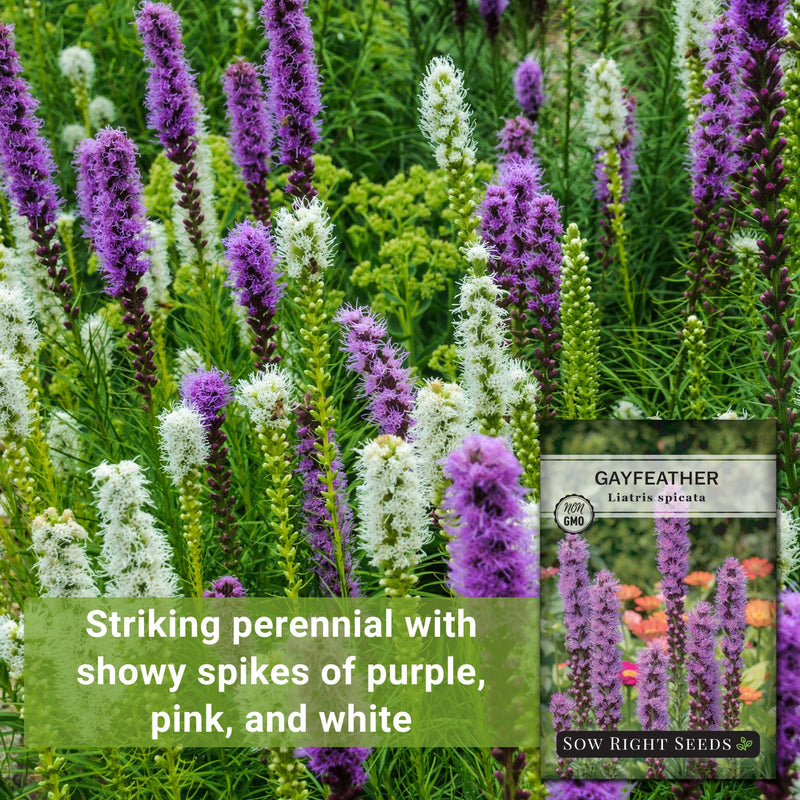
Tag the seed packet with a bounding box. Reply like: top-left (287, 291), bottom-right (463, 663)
top-left (539, 420), bottom-right (776, 780)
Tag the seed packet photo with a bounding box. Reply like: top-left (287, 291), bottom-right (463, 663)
top-left (540, 420), bottom-right (778, 781)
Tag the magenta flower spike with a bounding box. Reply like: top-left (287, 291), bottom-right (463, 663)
top-left (557, 532), bottom-right (593, 728)
top-left (223, 220), bottom-right (284, 368)
top-left (335, 305), bottom-right (415, 439)
top-left (222, 60), bottom-right (274, 224)
top-left (443, 435), bottom-right (537, 599)
top-left (136, 2), bottom-right (207, 259)
top-left (180, 368), bottom-right (240, 569)
top-left (588, 569), bottom-right (623, 731)
top-left (654, 486), bottom-right (690, 675)
top-left (0, 23), bottom-right (76, 326)
top-left (259, 0), bottom-right (322, 200)
top-left (295, 395), bottom-right (358, 599)
top-left (514, 57), bottom-right (545, 123)
top-left (74, 128), bottom-right (158, 408)
top-left (715, 557), bottom-right (747, 729)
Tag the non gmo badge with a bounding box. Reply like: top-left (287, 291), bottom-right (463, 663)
top-left (554, 494), bottom-right (594, 534)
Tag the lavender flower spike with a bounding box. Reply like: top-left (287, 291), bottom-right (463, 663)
top-left (296, 747), bottom-right (371, 800)
top-left (181, 368), bottom-right (240, 570)
top-left (295, 395), bottom-right (358, 598)
top-left (224, 220), bottom-right (284, 368)
top-left (654, 485), bottom-right (691, 675)
top-left (588, 570), bottom-right (623, 731)
top-left (222, 60), bottom-right (274, 224)
top-left (550, 693), bottom-right (575, 778)
top-left (497, 115), bottom-right (537, 166)
top-left (260, 0), bottom-right (322, 199)
top-left (443, 435), bottom-right (536, 599)
top-left (715, 557), bottom-right (747, 729)
top-left (335, 305), bottom-right (415, 439)
top-left (479, 0), bottom-right (509, 40)
top-left (514, 57), bottom-right (545, 123)
top-left (74, 129), bottom-right (158, 408)
top-left (636, 642), bottom-right (669, 778)
top-left (557, 533), bottom-right (593, 728)
top-left (136, 2), bottom-right (207, 260)
top-left (771, 592), bottom-right (800, 795)
top-left (686, 600), bottom-right (721, 778)
top-left (0, 24), bottom-right (75, 326)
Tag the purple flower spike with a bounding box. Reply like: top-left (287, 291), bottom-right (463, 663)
top-left (335, 305), bottom-right (415, 439)
top-left (479, 0), bottom-right (509, 40)
top-left (588, 570), bottom-right (623, 731)
top-left (524, 192), bottom-right (562, 418)
top-left (76, 129), bottom-right (151, 298)
top-left (0, 24), bottom-right (75, 326)
top-left (497, 114), bottom-right (537, 166)
top-left (260, 0), bottom-right (322, 200)
top-left (181, 367), bottom-right (233, 429)
top-left (546, 781), bottom-right (631, 800)
top-left (715, 557), bottom-right (747, 730)
top-left (224, 220), bottom-right (284, 368)
top-left (636, 642), bottom-right (668, 778)
top-left (296, 747), bottom-right (371, 800)
top-left (181, 368), bottom-right (240, 570)
top-left (654, 486), bottom-right (691, 675)
top-left (685, 14), bottom-right (745, 316)
top-left (75, 129), bottom-right (158, 408)
top-left (686, 601), bottom-right (721, 778)
top-left (773, 593), bottom-right (800, 792)
top-left (557, 533), bottom-right (593, 728)
top-left (514, 58), bottom-right (545, 123)
top-left (204, 576), bottom-right (246, 597)
top-left (550, 693), bottom-right (575, 778)
top-left (222, 60), bottom-right (274, 225)
top-left (443, 435), bottom-right (536, 599)
top-left (295, 395), bottom-right (358, 598)
top-left (136, 2), bottom-right (207, 258)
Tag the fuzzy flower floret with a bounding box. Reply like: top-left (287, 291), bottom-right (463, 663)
top-left (236, 367), bottom-right (294, 430)
top-left (637, 642), bottom-right (669, 730)
top-left (92, 460), bottom-right (179, 597)
top-left (274, 197), bottom-right (334, 281)
top-left (32, 508), bottom-right (99, 598)
top-left (589, 569), bottom-right (623, 730)
top-left (297, 747), bottom-right (371, 799)
top-left (514, 58), bottom-right (545, 121)
top-left (336, 304), bottom-right (415, 438)
top-left (0, 351), bottom-right (30, 442)
top-left (158, 404), bottom-right (210, 484)
top-left (716, 557), bottom-right (747, 728)
top-left (444, 435), bottom-right (536, 598)
top-left (419, 56), bottom-right (476, 170)
top-left (0, 615), bottom-right (24, 680)
top-left (89, 96), bottom-right (116, 129)
top-left (357, 434), bottom-right (429, 570)
top-left (585, 57), bottom-right (627, 152)
top-left (412, 379), bottom-right (473, 502)
top-left (0, 282), bottom-right (39, 364)
top-left (58, 46), bottom-right (95, 89)
top-left (180, 367), bottom-right (234, 429)
top-left (686, 600), bottom-right (722, 730)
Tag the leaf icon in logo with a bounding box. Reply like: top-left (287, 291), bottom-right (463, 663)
top-left (736, 736), bottom-right (753, 751)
